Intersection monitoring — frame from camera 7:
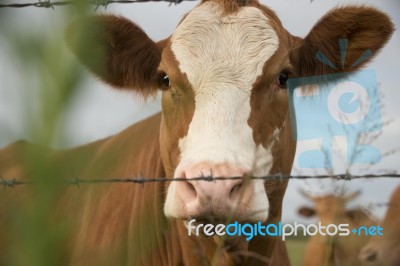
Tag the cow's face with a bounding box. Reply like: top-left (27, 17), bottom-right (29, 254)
top-left (359, 186), bottom-right (400, 266)
top-left (66, 0), bottom-right (393, 223)
top-left (160, 1), bottom-right (291, 222)
top-left (298, 191), bottom-right (360, 226)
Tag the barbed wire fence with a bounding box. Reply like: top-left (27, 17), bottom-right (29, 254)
top-left (0, 0), bottom-right (196, 9)
top-left (1, 173), bottom-right (399, 189)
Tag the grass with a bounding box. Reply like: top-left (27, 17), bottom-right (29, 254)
top-left (286, 238), bottom-right (308, 266)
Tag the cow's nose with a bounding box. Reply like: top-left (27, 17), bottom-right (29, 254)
top-left (174, 163), bottom-right (253, 219)
top-left (359, 247), bottom-right (377, 262)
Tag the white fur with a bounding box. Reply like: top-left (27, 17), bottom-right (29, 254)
top-left (164, 2), bottom-right (279, 220)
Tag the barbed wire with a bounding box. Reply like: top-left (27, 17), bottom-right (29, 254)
top-left (0, 0), bottom-right (197, 9)
top-left (1, 173), bottom-right (399, 189)
top-left (366, 202), bottom-right (400, 208)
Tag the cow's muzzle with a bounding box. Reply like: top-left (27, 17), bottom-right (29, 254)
top-left (174, 163), bottom-right (255, 221)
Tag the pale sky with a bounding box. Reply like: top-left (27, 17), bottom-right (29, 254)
top-left (0, 0), bottom-right (399, 222)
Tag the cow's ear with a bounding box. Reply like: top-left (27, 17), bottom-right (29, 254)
top-left (298, 206), bottom-right (316, 217)
top-left (342, 190), bottom-right (361, 202)
top-left (345, 208), bottom-right (368, 221)
top-left (66, 15), bottom-right (166, 98)
top-left (290, 6), bottom-right (394, 77)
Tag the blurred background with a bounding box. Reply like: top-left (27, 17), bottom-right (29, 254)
top-left (0, 0), bottom-right (399, 228)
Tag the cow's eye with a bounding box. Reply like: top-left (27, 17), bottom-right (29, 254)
top-left (277, 72), bottom-right (288, 88)
top-left (159, 72), bottom-right (170, 89)
top-left (162, 74), bottom-right (170, 87)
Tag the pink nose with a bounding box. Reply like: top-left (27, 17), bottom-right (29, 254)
top-left (174, 163), bottom-right (253, 219)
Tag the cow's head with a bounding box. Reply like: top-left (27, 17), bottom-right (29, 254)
top-left (66, 0), bottom-right (393, 223)
top-left (359, 186), bottom-right (400, 266)
top-left (298, 190), bottom-right (362, 225)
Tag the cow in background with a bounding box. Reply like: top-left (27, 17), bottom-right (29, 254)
top-left (0, 0), bottom-right (394, 265)
top-left (359, 185), bottom-right (400, 266)
top-left (298, 190), bottom-right (378, 266)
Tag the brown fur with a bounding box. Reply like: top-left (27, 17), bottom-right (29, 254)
top-left (158, 40), bottom-right (196, 177)
top-left (298, 193), bottom-right (378, 266)
top-left (290, 6), bottom-right (395, 78)
top-left (0, 1), bottom-right (394, 265)
top-left (359, 185), bottom-right (400, 266)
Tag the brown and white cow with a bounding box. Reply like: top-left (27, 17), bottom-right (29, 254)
top-left (0, 0), bottom-right (394, 265)
top-left (359, 185), bottom-right (400, 266)
top-left (298, 190), bottom-right (378, 266)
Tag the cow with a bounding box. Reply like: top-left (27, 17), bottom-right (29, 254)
top-left (359, 185), bottom-right (400, 266)
top-left (0, 0), bottom-right (394, 265)
top-left (298, 190), bottom-right (378, 266)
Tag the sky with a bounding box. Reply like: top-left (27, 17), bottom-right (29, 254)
top-left (0, 0), bottom-right (399, 223)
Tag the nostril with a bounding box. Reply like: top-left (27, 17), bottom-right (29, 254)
top-left (366, 251), bottom-right (377, 262)
top-left (182, 180), bottom-right (197, 201)
top-left (229, 182), bottom-right (242, 199)
top-left (361, 248), bottom-right (377, 262)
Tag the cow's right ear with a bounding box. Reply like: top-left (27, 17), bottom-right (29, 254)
top-left (345, 208), bottom-right (369, 222)
top-left (290, 6), bottom-right (394, 78)
top-left (66, 15), bottom-right (166, 98)
top-left (298, 206), bottom-right (316, 218)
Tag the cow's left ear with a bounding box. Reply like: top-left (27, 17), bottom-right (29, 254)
top-left (290, 6), bottom-right (394, 77)
top-left (343, 190), bottom-right (361, 202)
top-left (66, 15), bottom-right (167, 98)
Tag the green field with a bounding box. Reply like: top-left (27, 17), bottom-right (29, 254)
top-left (286, 238), bottom-right (308, 266)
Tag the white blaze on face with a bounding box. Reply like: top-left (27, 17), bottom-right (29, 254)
top-left (164, 2), bottom-right (280, 220)
top-left (172, 2), bottom-right (279, 173)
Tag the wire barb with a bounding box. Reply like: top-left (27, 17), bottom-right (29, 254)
top-left (138, 172), bottom-right (145, 189)
top-left (92, 0), bottom-right (109, 11)
top-left (1, 176), bottom-right (17, 189)
top-left (36, 0), bottom-right (54, 9)
top-left (67, 177), bottom-right (81, 187)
